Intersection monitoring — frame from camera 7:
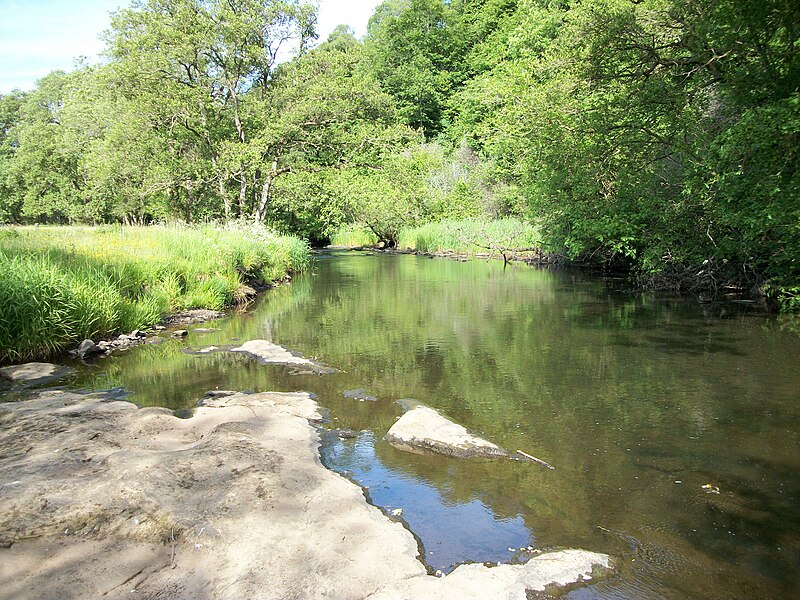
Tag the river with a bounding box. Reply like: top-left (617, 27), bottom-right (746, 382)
top-left (30, 250), bottom-right (800, 598)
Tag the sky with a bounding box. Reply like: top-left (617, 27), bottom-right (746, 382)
top-left (0, 0), bottom-right (382, 94)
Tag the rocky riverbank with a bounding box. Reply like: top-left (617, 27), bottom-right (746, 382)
top-left (0, 388), bottom-right (611, 599)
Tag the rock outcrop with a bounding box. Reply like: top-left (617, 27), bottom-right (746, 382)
top-left (385, 405), bottom-right (507, 458)
top-left (367, 549), bottom-right (611, 600)
top-left (0, 390), bottom-right (422, 599)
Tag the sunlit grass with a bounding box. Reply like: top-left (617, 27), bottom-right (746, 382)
top-left (397, 219), bottom-right (541, 255)
top-left (328, 224), bottom-right (379, 248)
top-left (0, 224), bottom-right (310, 363)
top-left (329, 219), bottom-right (541, 255)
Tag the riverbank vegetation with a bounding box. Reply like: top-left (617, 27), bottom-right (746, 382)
top-left (0, 0), bottom-right (797, 308)
top-left (397, 219), bottom-right (541, 258)
top-left (331, 218), bottom-right (541, 259)
top-left (0, 224), bottom-right (309, 363)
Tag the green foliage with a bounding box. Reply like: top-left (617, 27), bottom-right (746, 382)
top-left (365, 0), bottom-right (459, 135)
top-left (1, 0), bottom-right (797, 308)
top-left (444, 0), bottom-right (800, 304)
top-left (708, 94), bottom-right (800, 290)
top-left (0, 224), bottom-right (310, 363)
top-left (320, 141), bottom-right (521, 247)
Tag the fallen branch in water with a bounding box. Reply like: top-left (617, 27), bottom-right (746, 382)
top-left (517, 450), bottom-right (555, 470)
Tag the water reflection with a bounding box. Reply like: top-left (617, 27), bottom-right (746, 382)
top-left (321, 431), bottom-right (534, 573)
top-left (15, 250), bottom-right (800, 599)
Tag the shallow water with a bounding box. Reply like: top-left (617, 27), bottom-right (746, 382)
top-left (16, 251), bottom-right (800, 597)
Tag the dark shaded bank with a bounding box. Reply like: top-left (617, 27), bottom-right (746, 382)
top-left (330, 244), bottom-right (781, 311)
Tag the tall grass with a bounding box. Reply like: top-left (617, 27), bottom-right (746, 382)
top-left (328, 224), bottom-right (379, 248)
top-left (397, 219), bottom-right (541, 255)
top-left (0, 224), bottom-right (310, 364)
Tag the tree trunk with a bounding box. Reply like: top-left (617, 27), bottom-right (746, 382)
top-left (183, 181), bottom-right (194, 223)
top-left (218, 178), bottom-right (231, 221)
top-left (238, 172), bottom-right (248, 218)
top-left (255, 175), bottom-right (272, 223)
top-left (254, 157), bottom-right (290, 223)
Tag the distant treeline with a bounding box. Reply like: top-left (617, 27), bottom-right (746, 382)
top-left (0, 0), bottom-right (797, 306)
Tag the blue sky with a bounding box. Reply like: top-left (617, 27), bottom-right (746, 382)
top-left (0, 0), bottom-right (382, 93)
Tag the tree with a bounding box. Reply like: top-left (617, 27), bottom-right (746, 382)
top-left (364, 0), bottom-right (461, 136)
top-left (105, 0), bottom-right (318, 222)
top-left (447, 0), bottom-right (800, 298)
top-left (0, 89), bottom-right (27, 223)
top-left (3, 71), bottom-right (93, 223)
top-left (260, 32), bottom-right (418, 239)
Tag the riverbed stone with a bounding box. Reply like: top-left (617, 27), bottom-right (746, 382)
top-left (77, 338), bottom-right (104, 359)
top-left (230, 339), bottom-right (335, 373)
top-left (366, 549), bottom-right (611, 600)
top-left (343, 388), bottom-right (377, 401)
top-left (0, 362), bottom-right (73, 386)
top-left (385, 405), bottom-right (507, 458)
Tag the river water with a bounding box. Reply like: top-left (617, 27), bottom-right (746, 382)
top-left (27, 251), bottom-right (800, 597)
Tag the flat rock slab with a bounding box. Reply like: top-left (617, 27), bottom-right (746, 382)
top-left (182, 340), bottom-right (335, 373)
top-left (0, 362), bottom-right (73, 386)
top-left (0, 390), bottom-right (422, 599)
top-left (386, 406), bottom-right (507, 459)
top-left (0, 390), bottom-right (610, 599)
top-left (367, 549), bottom-right (611, 599)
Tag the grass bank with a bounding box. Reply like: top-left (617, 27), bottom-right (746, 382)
top-left (397, 219), bottom-right (541, 256)
top-left (328, 224), bottom-right (379, 248)
top-left (0, 223), bottom-right (310, 364)
top-left (330, 219), bottom-right (543, 258)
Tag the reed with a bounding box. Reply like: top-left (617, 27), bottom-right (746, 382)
top-left (0, 224), bottom-right (310, 363)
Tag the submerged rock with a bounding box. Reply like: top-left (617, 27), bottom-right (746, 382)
top-left (231, 339), bottom-right (313, 364)
top-left (336, 429), bottom-right (360, 439)
top-left (385, 406), bottom-right (507, 459)
top-left (162, 309), bottom-right (225, 326)
top-left (230, 339), bottom-right (336, 373)
top-left (189, 345), bottom-right (220, 354)
top-left (0, 362), bottom-right (73, 386)
top-left (204, 390), bottom-right (238, 398)
top-left (343, 388), bottom-right (377, 401)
